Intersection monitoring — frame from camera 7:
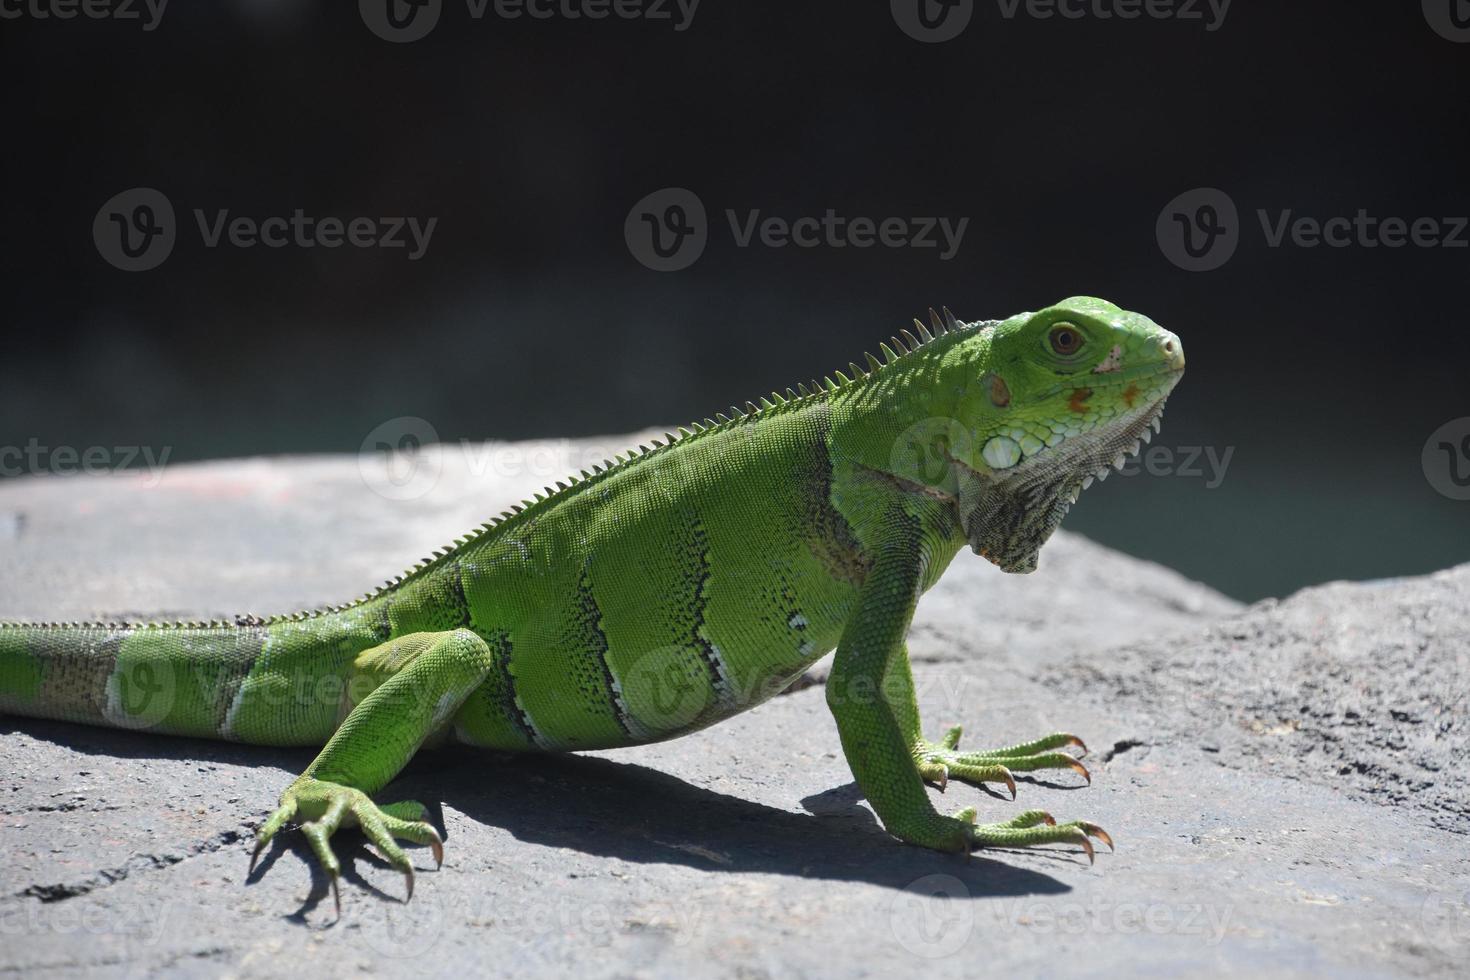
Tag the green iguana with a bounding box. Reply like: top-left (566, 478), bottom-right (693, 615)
top-left (0, 297), bottom-right (1184, 911)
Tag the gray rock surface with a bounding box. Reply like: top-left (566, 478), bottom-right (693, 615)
top-left (1048, 568), bottom-right (1470, 837)
top-left (1, 434), bottom-right (1467, 978)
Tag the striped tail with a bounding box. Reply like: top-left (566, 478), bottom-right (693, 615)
top-left (0, 609), bottom-right (385, 746)
top-left (0, 620), bottom-right (268, 739)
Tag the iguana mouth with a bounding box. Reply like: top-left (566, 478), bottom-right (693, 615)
top-left (957, 379), bottom-right (1178, 574)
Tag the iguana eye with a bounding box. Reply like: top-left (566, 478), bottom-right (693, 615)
top-left (1048, 323), bottom-right (1084, 356)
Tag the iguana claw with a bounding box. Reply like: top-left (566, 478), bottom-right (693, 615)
top-left (249, 838), bottom-right (267, 875)
top-left (1067, 822), bottom-right (1118, 864)
top-left (250, 777), bottom-right (442, 915)
top-left (1076, 831), bottom-right (1095, 865)
top-left (1079, 821), bottom-right (1114, 852)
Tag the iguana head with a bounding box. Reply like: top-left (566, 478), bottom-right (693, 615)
top-left (952, 296), bottom-right (1185, 573)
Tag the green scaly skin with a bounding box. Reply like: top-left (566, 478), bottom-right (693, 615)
top-left (0, 297), bottom-right (1184, 910)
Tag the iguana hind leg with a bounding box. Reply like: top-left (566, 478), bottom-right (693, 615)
top-left (250, 628), bottom-right (494, 913)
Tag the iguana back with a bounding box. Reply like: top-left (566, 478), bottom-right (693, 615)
top-left (0, 346), bottom-right (947, 748)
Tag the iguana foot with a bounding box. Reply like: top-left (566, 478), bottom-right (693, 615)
top-left (890, 807), bottom-right (1113, 863)
top-left (914, 727), bottom-right (1089, 796)
top-left (250, 776), bottom-right (443, 915)
top-left (954, 806), bottom-right (1113, 864)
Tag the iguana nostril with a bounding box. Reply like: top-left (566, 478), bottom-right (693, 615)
top-left (1163, 339), bottom-right (1175, 353)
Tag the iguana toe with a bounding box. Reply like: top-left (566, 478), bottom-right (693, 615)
top-left (915, 730), bottom-right (1107, 864)
top-left (916, 729), bottom-right (1090, 791)
top-left (962, 815), bottom-right (1114, 864)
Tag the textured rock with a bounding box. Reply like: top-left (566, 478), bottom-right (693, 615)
top-left (1047, 568), bottom-right (1470, 836)
top-left (1, 434), bottom-right (1466, 978)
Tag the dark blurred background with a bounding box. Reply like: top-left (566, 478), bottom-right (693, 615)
top-left (2, 1), bottom-right (1467, 600)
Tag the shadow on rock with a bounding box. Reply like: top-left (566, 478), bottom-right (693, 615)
top-left (9, 718), bottom-right (1072, 900)
top-left (4, 716), bottom-right (315, 772)
top-left (418, 747), bottom-right (1072, 898)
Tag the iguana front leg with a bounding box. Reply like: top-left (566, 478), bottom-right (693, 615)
top-left (881, 648), bottom-right (1092, 794)
top-left (251, 629), bottom-right (495, 912)
top-left (827, 503), bottom-right (1110, 860)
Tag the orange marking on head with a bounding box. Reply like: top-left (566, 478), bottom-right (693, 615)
top-left (1068, 388), bottom-right (1093, 413)
top-left (1122, 384), bottom-right (1139, 408)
